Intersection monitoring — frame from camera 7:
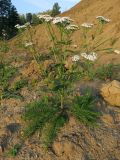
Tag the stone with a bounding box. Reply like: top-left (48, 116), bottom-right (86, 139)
top-left (101, 80), bottom-right (120, 107)
top-left (6, 123), bottom-right (21, 134)
top-left (52, 141), bottom-right (63, 156)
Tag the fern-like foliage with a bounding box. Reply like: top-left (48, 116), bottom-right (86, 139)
top-left (71, 92), bottom-right (100, 125)
top-left (23, 96), bottom-right (68, 147)
top-left (23, 92), bottom-right (99, 147)
top-left (43, 113), bottom-right (68, 146)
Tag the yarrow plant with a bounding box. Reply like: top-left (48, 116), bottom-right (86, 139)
top-left (72, 55), bottom-right (80, 62)
top-left (52, 16), bottom-right (73, 25)
top-left (96, 16), bottom-right (111, 23)
top-left (15, 22), bottom-right (31, 30)
top-left (81, 52), bottom-right (97, 61)
top-left (22, 15), bottom-right (118, 147)
top-left (37, 14), bottom-right (53, 22)
top-left (81, 23), bottom-right (94, 28)
top-left (66, 24), bottom-right (79, 31)
top-left (79, 16), bottom-right (116, 57)
top-left (15, 22), bottom-right (40, 62)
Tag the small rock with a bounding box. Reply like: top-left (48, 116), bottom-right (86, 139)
top-left (101, 80), bottom-right (120, 107)
top-left (6, 123), bottom-right (21, 134)
top-left (52, 142), bottom-right (63, 156)
top-left (101, 114), bottom-right (114, 125)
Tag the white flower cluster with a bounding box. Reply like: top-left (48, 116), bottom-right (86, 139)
top-left (25, 42), bottom-right (33, 47)
top-left (81, 23), bottom-right (94, 28)
top-left (66, 24), bottom-right (79, 31)
top-left (81, 52), bottom-right (97, 61)
top-left (37, 14), bottom-right (74, 26)
top-left (52, 17), bottom-right (73, 25)
top-left (15, 24), bottom-right (25, 29)
top-left (15, 23), bottom-right (30, 29)
top-left (114, 50), bottom-right (120, 54)
top-left (71, 52), bottom-right (98, 62)
top-left (72, 55), bottom-right (80, 62)
top-left (37, 14), bottom-right (53, 22)
top-left (96, 16), bottom-right (111, 23)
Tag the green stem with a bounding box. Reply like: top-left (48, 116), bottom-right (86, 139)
top-left (60, 94), bottom-right (63, 109)
top-left (92, 37), bottom-right (113, 51)
top-left (47, 23), bottom-right (57, 63)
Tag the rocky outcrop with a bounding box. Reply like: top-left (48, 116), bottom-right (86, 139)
top-left (101, 80), bottom-right (120, 107)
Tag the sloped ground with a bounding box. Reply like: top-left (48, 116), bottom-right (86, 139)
top-left (0, 44), bottom-right (120, 160)
top-left (0, 0), bottom-right (120, 159)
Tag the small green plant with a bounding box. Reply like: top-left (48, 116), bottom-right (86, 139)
top-left (0, 42), bottom-right (9, 53)
top-left (96, 64), bottom-right (115, 80)
top-left (71, 91), bottom-right (100, 125)
top-left (0, 64), bottom-right (17, 89)
top-left (79, 63), bottom-right (120, 81)
top-left (8, 144), bottom-right (22, 157)
top-left (0, 64), bottom-right (23, 100)
top-left (2, 88), bottom-right (23, 99)
top-left (80, 61), bottom-right (96, 80)
top-left (14, 79), bottom-right (28, 90)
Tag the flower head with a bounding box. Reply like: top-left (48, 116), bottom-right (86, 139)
top-left (96, 16), bottom-right (111, 23)
top-left (52, 17), bottom-right (73, 26)
top-left (37, 14), bottom-right (53, 22)
top-left (66, 24), bottom-right (79, 31)
top-left (81, 23), bottom-right (94, 28)
top-left (25, 42), bottom-right (33, 47)
top-left (72, 55), bottom-right (80, 62)
top-left (15, 24), bottom-right (27, 29)
top-left (81, 52), bottom-right (97, 61)
top-left (15, 24), bottom-right (21, 29)
top-left (15, 22), bottom-right (31, 30)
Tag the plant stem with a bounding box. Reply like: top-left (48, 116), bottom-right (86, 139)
top-left (47, 23), bottom-right (58, 63)
top-left (60, 94), bottom-right (63, 109)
